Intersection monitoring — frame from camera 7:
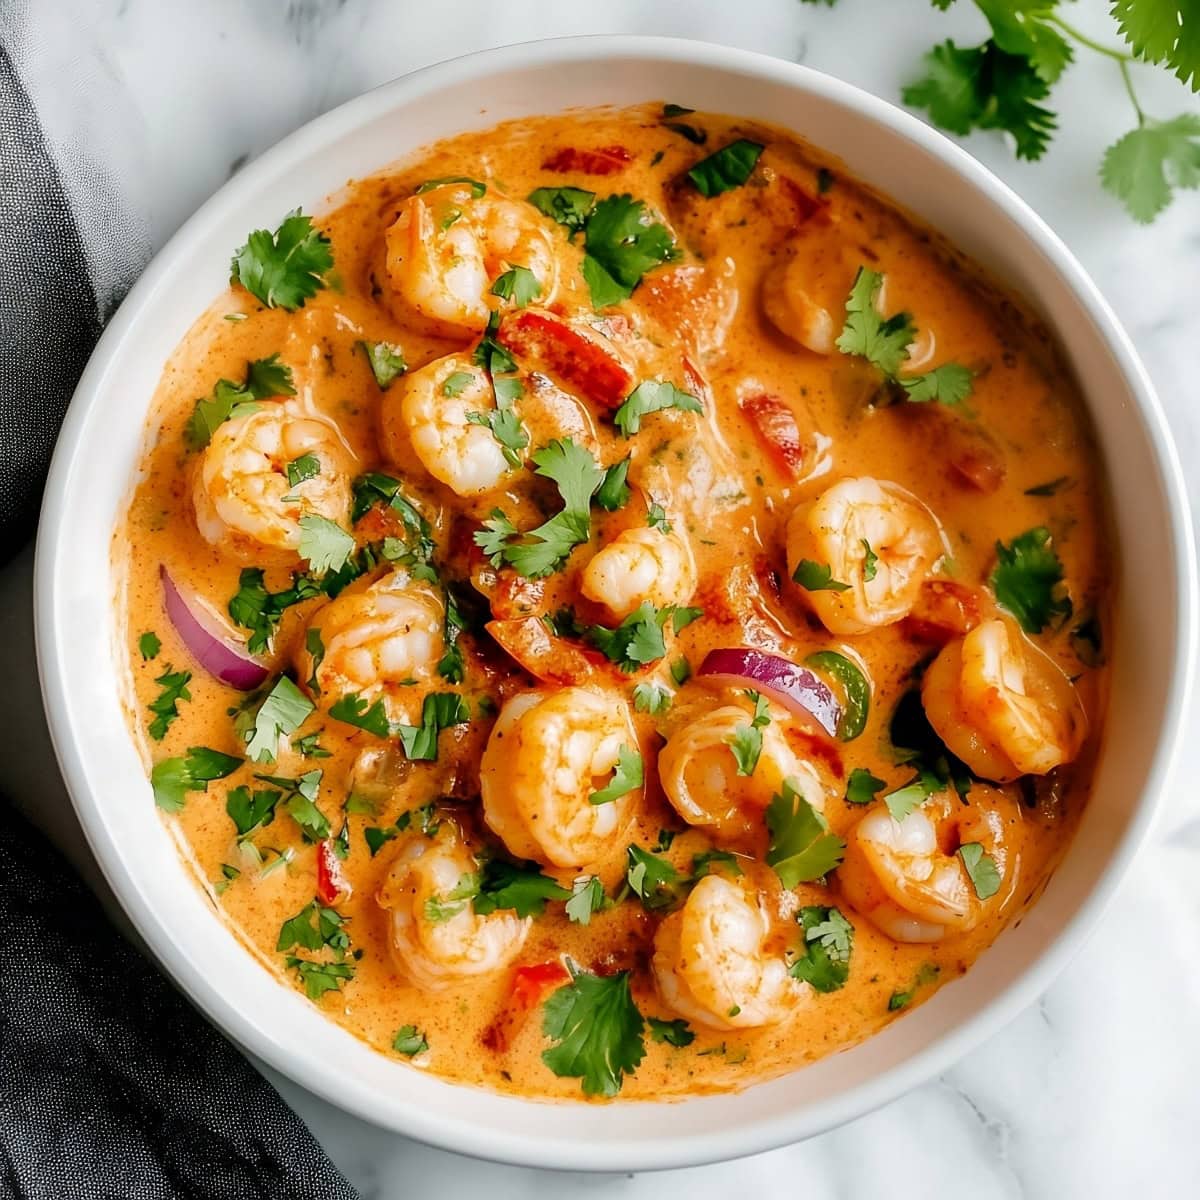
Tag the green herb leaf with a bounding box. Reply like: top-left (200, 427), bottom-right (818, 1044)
top-left (790, 905), bottom-right (854, 993)
top-left (959, 841), bottom-right (1002, 899)
top-left (899, 362), bottom-right (975, 405)
top-left (528, 185), bottom-right (596, 234)
top-left (836, 267), bottom-right (916, 378)
top-left (589, 744), bottom-right (644, 805)
top-left (845, 767), bottom-right (887, 806)
top-left (393, 1024), bottom-right (430, 1056)
top-left (298, 515), bottom-right (356, 576)
top-left (230, 211), bottom-right (333, 310)
top-left (1101, 114), bottom-right (1200, 222)
top-left (227, 567), bottom-right (321, 656)
top-left (625, 844), bottom-right (686, 911)
top-left (491, 265), bottom-right (542, 307)
top-left (286, 453), bottom-right (321, 488)
top-left (473, 860), bottom-right (570, 918)
top-left (1112, 0), bottom-right (1200, 91)
top-left (990, 526), bottom-right (1071, 633)
top-left (792, 559), bottom-right (850, 592)
top-left (633, 682), bottom-right (672, 714)
top-left (595, 456), bottom-right (633, 511)
top-left (394, 692), bottom-right (470, 762)
top-left (226, 784), bottom-right (282, 840)
top-left (541, 965), bottom-right (646, 1097)
top-left (147, 665), bottom-right (191, 741)
top-left (328, 691), bottom-right (392, 738)
top-left (287, 958), bottom-right (355, 1001)
top-left (765, 778), bottom-right (846, 886)
top-left (581, 194), bottom-right (677, 308)
top-left (686, 138), bottom-right (764, 196)
top-left (138, 631), bottom-right (161, 661)
top-left (565, 875), bottom-right (607, 925)
top-left (185, 354), bottom-right (296, 449)
top-left (151, 746), bottom-right (241, 813)
top-left (726, 691), bottom-right (771, 776)
top-left (691, 849), bottom-right (744, 879)
top-left (647, 1016), bottom-right (696, 1047)
top-left (359, 340), bottom-right (407, 389)
top-left (240, 676), bottom-right (314, 764)
top-left (583, 601), bottom-right (677, 672)
top-left (613, 379), bottom-right (702, 437)
top-left (884, 766), bottom-right (943, 822)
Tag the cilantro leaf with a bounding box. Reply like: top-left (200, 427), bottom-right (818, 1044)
top-left (647, 1016), bottom-right (695, 1047)
top-left (726, 691), bottom-right (771, 776)
top-left (239, 676), bottom-right (314, 764)
top-left (633, 682), bottom-right (672, 715)
top-left (277, 899), bottom-right (350, 955)
top-left (416, 176), bottom-right (487, 197)
top-left (581, 194), bottom-right (677, 307)
top-left (959, 841), bottom-right (1002, 899)
top-left (990, 526), bottom-right (1071, 632)
top-left (491, 265), bottom-right (542, 308)
top-left (298, 515), bottom-right (356, 576)
top-left (393, 1025), bottom-right (429, 1056)
top-left (359, 340), bottom-right (407, 389)
top-left (691, 849), bottom-right (744, 879)
top-left (583, 602), bottom-right (674, 671)
top-left (836, 267), bottom-right (916, 377)
top-left (589, 744), bottom-right (644, 805)
top-left (903, 39), bottom-right (1056, 161)
top-left (472, 860), bottom-right (571, 918)
top-left (528, 186), bottom-right (596, 234)
top-left (185, 354), bottom-right (295, 449)
top-left (287, 958), bottom-right (355, 1001)
top-left (884, 766), bottom-right (943, 822)
top-left (594, 456), bottom-right (632, 511)
top-left (613, 379), bottom-right (702, 437)
top-left (685, 139), bottom-right (764, 196)
top-left (424, 871), bottom-right (482, 923)
top-left (286, 453), bottom-right (321, 488)
top-left (394, 692), bottom-right (470, 761)
top-left (625, 845), bottom-right (686, 911)
top-left (790, 905), bottom-right (854, 993)
top-left (976, 0), bottom-right (1073, 84)
top-left (899, 362), bottom-right (974, 405)
top-left (231, 211), bottom-right (333, 310)
top-left (151, 746), bottom-right (241, 813)
top-left (138, 631), bottom-right (161, 661)
top-left (566, 875), bottom-right (607, 925)
top-left (765, 779), bottom-right (846, 886)
top-left (1101, 114), bottom-right (1200, 222)
top-left (227, 567), bottom-right (321, 656)
top-left (845, 767), bottom-right (887, 805)
top-left (541, 965), bottom-right (646, 1097)
top-left (1112, 0), bottom-right (1200, 91)
top-left (225, 785), bottom-right (282, 839)
top-left (147, 665), bottom-right (191, 741)
top-left (792, 559), bottom-right (850, 592)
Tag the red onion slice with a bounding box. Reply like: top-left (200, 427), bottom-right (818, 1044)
top-left (698, 647), bottom-right (841, 737)
top-left (161, 565), bottom-right (270, 691)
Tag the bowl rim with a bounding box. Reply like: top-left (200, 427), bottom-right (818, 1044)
top-left (33, 34), bottom-right (1198, 1172)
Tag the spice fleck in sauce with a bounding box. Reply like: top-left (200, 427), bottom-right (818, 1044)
top-left (118, 105), bottom-right (1111, 1101)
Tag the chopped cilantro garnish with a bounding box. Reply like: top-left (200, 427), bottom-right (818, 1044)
top-left (541, 963), bottom-right (646, 1097)
top-left (613, 379), bottom-right (702, 437)
top-left (185, 354), bottom-right (296, 449)
top-left (646, 502), bottom-right (672, 532)
top-left (472, 860), bottom-right (570, 918)
top-left (329, 692), bottom-right (391, 738)
top-left (685, 138), bottom-right (764, 196)
top-left (490, 265), bottom-right (542, 308)
top-left (151, 747), bottom-right (241, 814)
top-left (594, 456), bottom-right (632, 511)
top-left (765, 778), bottom-right (846, 886)
top-left (726, 690), bottom-right (772, 776)
top-left (527, 185), bottom-right (596, 234)
top-left (394, 692), bottom-right (471, 762)
top-left (633, 682), bottom-right (672, 715)
top-left (845, 767), bottom-right (887, 806)
top-left (583, 602), bottom-right (679, 672)
top-left (424, 871), bottom-right (482, 923)
top-left (228, 567), bottom-right (321, 656)
top-left (581, 194), bottom-right (677, 308)
top-left (990, 526), bottom-right (1071, 633)
top-left (625, 845), bottom-right (686, 911)
top-left (959, 841), bottom-right (1002, 899)
top-left (588, 745), bottom-right (644, 805)
top-left (647, 1016), bottom-right (695, 1047)
top-left (393, 1024), bottom-right (430, 1056)
top-left (565, 875), bottom-right (607, 925)
top-left (138, 631), bottom-right (161, 661)
top-left (884, 766), bottom-right (943, 822)
top-left (790, 906), bottom-right (854, 993)
top-left (297, 515), bottom-right (356, 576)
top-left (230, 211), bottom-right (333, 311)
top-left (226, 785), bottom-right (283, 840)
top-left (238, 676), bottom-right (314, 764)
top-left (286, 958), bottom-right (355, 1001)
top-left (286, 453), bottom-right (321, 488)
top-left (147, 665), bottom-right (191, 741)
top-left (889, 963), bottom-right (941, 1012)
top-left (691, 849), bottom-right (744, 879)
top-left (792, 559), bottom-right (850, 592)
top-left (899, 362), bottom-right (975, 405)
top-left (359, 340), bottom-right (407, 389)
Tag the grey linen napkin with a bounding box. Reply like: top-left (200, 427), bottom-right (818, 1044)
top-left (0, 11), bottom-right (358, 1197)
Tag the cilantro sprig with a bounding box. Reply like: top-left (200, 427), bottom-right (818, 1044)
top-left (790, 905), bottom-right (854, 994)
top-left (990, 526), bottom-right (1072, 633)
top-left (765, 778), bottom-right (846, 887)
top-left (231, 211), bottom-right (333, 310)
top-left (151, 746), bottom-right (241, 813)
top-left (185, 354), bottom-right (296, 449)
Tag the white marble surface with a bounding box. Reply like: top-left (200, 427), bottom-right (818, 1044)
top-left (5, 0), bottom-right (1200, 1196)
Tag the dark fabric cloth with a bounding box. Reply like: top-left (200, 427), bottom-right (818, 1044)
top-left (0, 26), bottom-right (359, 1200)
top-left (0, 43), bottom-right (100, 564)
top-left (0, 799), bottom-right (358, 1200)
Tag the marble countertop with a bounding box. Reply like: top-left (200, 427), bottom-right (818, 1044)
top-left (5, 0), bottom-right (1199, 1196)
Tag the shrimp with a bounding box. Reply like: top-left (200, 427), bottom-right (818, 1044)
top-left (838, 786), bottom-right (1017, 942)
top-left (381, 353), bottom-right (516, 497)
top-left (385, 183), bottom-right (560, 337)
top-left (192, 402), bottom-right (354, 559)
top-left (377, 829), bottom-right (529, 990)
top-left (295, 568), bottom-right (444, 724)
top-left (479, 686), bottom-right (641, 869)
top-left (787, 476), bottom-right (944, 636)
top-left (652, 875), bottom-right (801, 1030)
top-left (580, 525), bottom-right (698, 623)
top-left (658, 697), bottom-right (826, 839)
top-left (921, 617), bottom-right (1087, 782)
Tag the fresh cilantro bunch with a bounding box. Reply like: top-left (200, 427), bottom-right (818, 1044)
top-left (805, 0), bottom-right (1200, 222)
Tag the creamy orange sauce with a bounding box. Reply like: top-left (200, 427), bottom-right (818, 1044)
top-left (117, 105), bottom-right (1111, 1101)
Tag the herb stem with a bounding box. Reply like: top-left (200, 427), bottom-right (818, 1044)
top-left (1118, 59), bottom-right (1146, 127)
top-left (1046, 16), bottom-right (1133, 65)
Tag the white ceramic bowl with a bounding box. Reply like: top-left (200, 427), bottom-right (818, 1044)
top-left (35, 36), bottom-right (1197, 1172)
